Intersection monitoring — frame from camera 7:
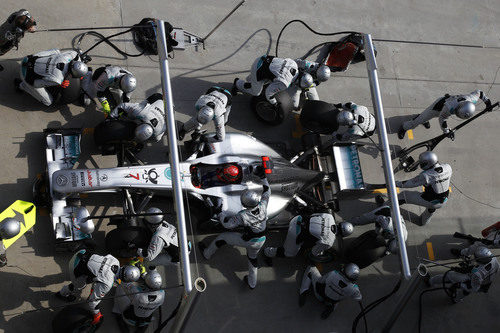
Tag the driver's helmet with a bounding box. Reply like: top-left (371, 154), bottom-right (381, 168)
top-left (217, 164), bottom-right (240, 183)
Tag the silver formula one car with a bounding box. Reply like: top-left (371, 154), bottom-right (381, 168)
top-left (36, 112), bottom-right (381, 254)
top-left (36, 127), bottom-right (334, 252)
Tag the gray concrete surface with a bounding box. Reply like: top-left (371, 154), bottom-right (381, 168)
top-left (1, 0), bottom-right (500, 332)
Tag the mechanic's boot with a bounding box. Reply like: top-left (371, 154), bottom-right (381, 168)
top-left (55, 292), bottom-right (76, 302)
top-left (423, 121), bottom-right (431, 129)
top-left (450, 248), bottom-right (462, 257)
top-left (198, 242), bottom-right (209, 260)
top-left (263, 254), bottom-right (273, 267)
top-left (397, 126), bottom-right (406, 140)
top-left (14, 78), bottom-right (23, 93)
top-left (243, 275), bottom-right (255, 290)
top-left (0, 254), bottom-right (7, 267)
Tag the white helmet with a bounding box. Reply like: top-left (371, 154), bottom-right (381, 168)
top-left (135, 123), bottom-right (154, 142)
top-left (344, 263), bottom-right (360, 281)
top-left (241, 190), bottom-right (260, 208)
top-left (299, 73), bottom-right (314, 89)
top-left (145, 270), bottom-right (162, 289)
top-left (197, 105), bottom-right (215, 125)
top-left (70, 61), bottom-right (88, 78)
top-left (337, 110), bottom-right (356, 127)
top-left (120, 265), bottom-right (141, 282)
top-left (338, 222), bottom-right (354, 237)
top-left (474, 246), bottom-right (493, 264)
top-left (0, 218), bottom-right (21, 240)
top-left (120, 74), bottom-right (137, 93)
top-left (315, 65), bottom-right (331, 82)
top-left (455, 101), bottom-right (475, 119)
top-left (144, 207), bottom-right (163, 225)
top-left (79, 220), bottom-right (95, 234)
top-left (418, 151), bottom-right (438, 170)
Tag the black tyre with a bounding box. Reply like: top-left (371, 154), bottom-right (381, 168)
top-left (93, 119), bottom-right (137, 152)
top-left (60, 77), bottom-right (82, 104)
top-left (344, 230), bottom-right (387, 269)
top-left (105, 226), bottom-right (150, 258)
top-left (52, 305), bottom-right (97, 333)
top-left (251, 90), bottom-right (292, 125)
top-left (300, 100), bottom-right (338, 134)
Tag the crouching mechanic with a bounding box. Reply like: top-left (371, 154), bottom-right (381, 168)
top-left (109, 93), bottom-right (166, 142)
top-left (137, 207), bottom-right (183, 267)
top-left (332, 102), bottom-right (376, 141)
top-left (290, 59), bottom-right (331, 109)
top-left (263, 211), bottom-right (353, 265)
top-left (113, 269), bottom-right (165, 332)
top-left (199, 173), bottom-right (271, 289)
top-left (232, 55), bottom-right (299, 105)
top-left (0, 9), bottom-right (36, 69)
top-left (350, 205), bottom-right (408, 256)
top-left (398, 90), bottom-right (491, 139)
top-left (379, 151), bottom-right (452, 226)
top-left (0, 218), bottom-right (21, 267)
top-left (16, 48), bottom-right (88, 106)
top-left (56, 249), bottom-right (141, 325)
top-left (299, 263), bottom-right (362, 319)
top-left (427, 246), bottom-right (499, 303)
top-left (178, 86), bottom-right (232, 142)
top-left (82, 65), bottom-right (137, 115)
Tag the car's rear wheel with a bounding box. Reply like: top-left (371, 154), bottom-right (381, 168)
top-left (251, 90), bottom-right (292, 125)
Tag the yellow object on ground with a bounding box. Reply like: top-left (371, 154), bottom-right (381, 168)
top-left (1, 200), bottom-right (36, 249)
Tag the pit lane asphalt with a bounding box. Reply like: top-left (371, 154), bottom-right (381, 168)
top-left (1, 0), bottom-right (499, 332)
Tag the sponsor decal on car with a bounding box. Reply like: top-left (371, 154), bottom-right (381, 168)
top-left (87, 170), bottom-right (93, 188)
top-left (80, 172), bottom-right (85, 186)
top-left (143, 168), bottom-right (158, 184)
top-left (125, 173), bottom-right (140, 180)
top-left (70, 172), bottom-right (78, 187)
top-left (56, 175), bottom-right (68, 186)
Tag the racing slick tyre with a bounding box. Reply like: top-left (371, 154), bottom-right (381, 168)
top-left (300, 100), bottom-right (338, 135)
top-left (59, 76), bottom-right (82, 105)
top-left (251, 90), bottom-right (293, 126)
top-left (52, 305), bottom-right (101, 333)
top-left (93, 119), bottom-right (137, 155)
top-left (344, 230), bottom-right (387, 269)
top-left (105, 226), bottom-right (150, 258)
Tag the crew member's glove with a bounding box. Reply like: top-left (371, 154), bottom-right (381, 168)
top-left (60, 80), bottom-right (70, 88)
top-left (101, 100), bottom-right (111, 116)
top-left (485, 99), bottom-right (492, 108)
top-left (91, 311), bottom-right (103, 325)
